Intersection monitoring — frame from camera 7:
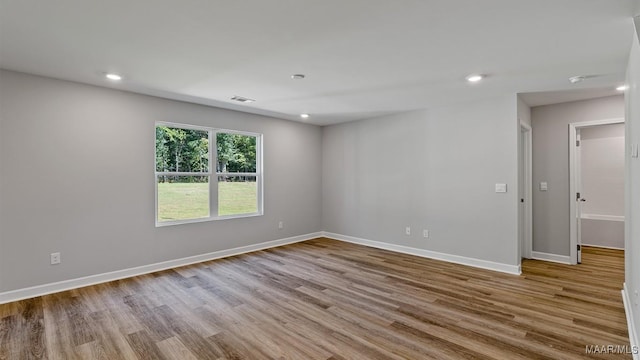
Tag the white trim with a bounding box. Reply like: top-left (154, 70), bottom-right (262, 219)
top-left (569, 123), bottom-right (578, 264)
top-left (531, 251), bottom-right (572, 264)
top-left (156, 121), bottom-right (211, 132)
top-left (322, 232), bottom-right (521, 275)
top-left (155, 211), bottom-right (263, 227)
top-left (622, 283), bottom-right (640, 360)
top-left (156, 171), bottom-right (212, 176)
top-left (569, 118), bottom-right (626, 128)
top-left (569, 117), bottom-right (625, 265)
top-left (210, 129), bottom-right (218, 217)
top-left (156, 121), bottom-right (262, 138)
top-left (580, 213), bottom-right (625, 222)
top-left (581, 244), bottom-right (625, 250)
top-left (0, 232), bottom-right (322, 305)
top-left (216, 172), bottom-right (258, 177)
top-left (520, 122), bottom-right (533, 260)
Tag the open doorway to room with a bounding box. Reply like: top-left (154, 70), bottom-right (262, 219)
top-left (520, 92), bottom-right (624, 267)
top-left (519, 123), bottom-right (533, 261)
top-left (569, 119), bottom-right (625, 265)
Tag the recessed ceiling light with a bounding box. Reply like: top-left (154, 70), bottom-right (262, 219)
top-left (105, 73), bottom-right (122, 81)
top-left (291, 74), bottom-right (306, 80)
top-left (300, 113), bottom-right (310, 119)
top-left (466, 74), bottom-right (484, 83)
top-left (230, 95), bottom-right (255, 103)
top-left (616, 85), bottom-right (628, 91)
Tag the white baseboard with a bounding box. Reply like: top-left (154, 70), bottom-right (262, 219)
top-left (322, 232), bottom-right (521, 275)
top-left (581, 213), bottom-right (625, 222)
top-left (622, 283), bottom-right (640, 360)
top-left (0, 231), bottom-right (536, 304)
top-left (531, 251), bottom-right (572, 264)
top-left (0, 232), bottom-right (322, 305)
top-left (581, 244), bottom-right (625, 251)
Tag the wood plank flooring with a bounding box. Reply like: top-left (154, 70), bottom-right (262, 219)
top-left (0, 238), bottom-right (630, 359)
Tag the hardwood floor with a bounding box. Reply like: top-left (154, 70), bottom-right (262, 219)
top-left (0, 239), bottom-right (630, 359)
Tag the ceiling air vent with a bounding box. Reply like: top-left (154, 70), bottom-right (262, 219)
top-left (230, 95), bottom-right (255, 103)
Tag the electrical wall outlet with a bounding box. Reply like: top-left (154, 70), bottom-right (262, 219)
top-left (278, 221), bottom-right (284, 229)
top-left (50, 252), bottom-right (61, 265)
top-left (423, 229), bottom-right (429, 238)
top-left (405, 227), bottom-right (411, 236)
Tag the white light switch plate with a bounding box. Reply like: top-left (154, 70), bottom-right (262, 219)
top-left (495, 183), bottom-right (507, 193)
top-left (632, 144), bottom-right (639, 158)
top-left (540, 182), bottom-right (548, 191)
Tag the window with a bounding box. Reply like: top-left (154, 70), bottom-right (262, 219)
top-left (155, 122), bottom-right (262, 225)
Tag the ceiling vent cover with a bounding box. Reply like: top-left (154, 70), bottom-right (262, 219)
top-left (231, 95), bottom-right (255, 103)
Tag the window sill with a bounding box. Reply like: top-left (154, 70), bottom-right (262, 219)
top-left (155, 212), bottom-right (263, 227)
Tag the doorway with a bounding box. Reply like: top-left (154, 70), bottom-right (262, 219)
top-left (519, 123), bottom-right (533, 260)
top-left (569, 118), bottom-right (625, 264)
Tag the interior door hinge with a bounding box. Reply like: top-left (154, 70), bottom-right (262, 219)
top-left (576, 140), bottom-right (580, 146)
top-left (576, 192), bottom-right (581, 200)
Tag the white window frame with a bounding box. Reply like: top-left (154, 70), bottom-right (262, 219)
top-left (155, 122), bottom-right (263, 227)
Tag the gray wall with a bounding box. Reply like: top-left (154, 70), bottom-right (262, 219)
top-left (322, 96), bottom-right (520, 266)
top-left (581, 219), bottom-right (624, 249)
top-left (0, 70), bottom-right (323, 292)
top-left (625, 19), bottom-right (640, 346)
top-left (531, 95), bottom-right (624, 256)
top-left (580, 124), bottom-right (625, 217)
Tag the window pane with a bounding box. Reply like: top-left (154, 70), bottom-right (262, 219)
top-left (218, 176), bottom-right (257, 216)
top-left (156, 126), bottom-right (209, 172)
top-left (157, 176), bottom-right (209, 222)
top-left (216, 133), bottom-right (256, 173)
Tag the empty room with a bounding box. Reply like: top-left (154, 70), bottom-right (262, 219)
top-left (1, 1), bottom-right (640, 359)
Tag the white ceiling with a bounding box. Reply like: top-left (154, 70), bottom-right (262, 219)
top-left (0, 0), bottom-right (637, 126)
top-left (519, 88), bottom-right (623, 108)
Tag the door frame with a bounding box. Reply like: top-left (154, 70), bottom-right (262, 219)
top-left (520, 122), bottom-right (533, 259)
top-left (569, 117), bottom-right (624, 265)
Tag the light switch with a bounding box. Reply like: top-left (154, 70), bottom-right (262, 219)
top-left (632, 144), bottom-right (639, 158)
top-left (495, 183), bottom-right (507, 193)
top-left (540, 182), bottom-right (548, 191)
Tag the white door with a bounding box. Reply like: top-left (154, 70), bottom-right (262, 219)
top-left (519, 129), bottom-right (525, 258)
top-left (575, 129), bottom-right (584, 264)
top-left (519, 124), bottom-right (532, 259)
top-left (569, 118), bottom-right (623, 265)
